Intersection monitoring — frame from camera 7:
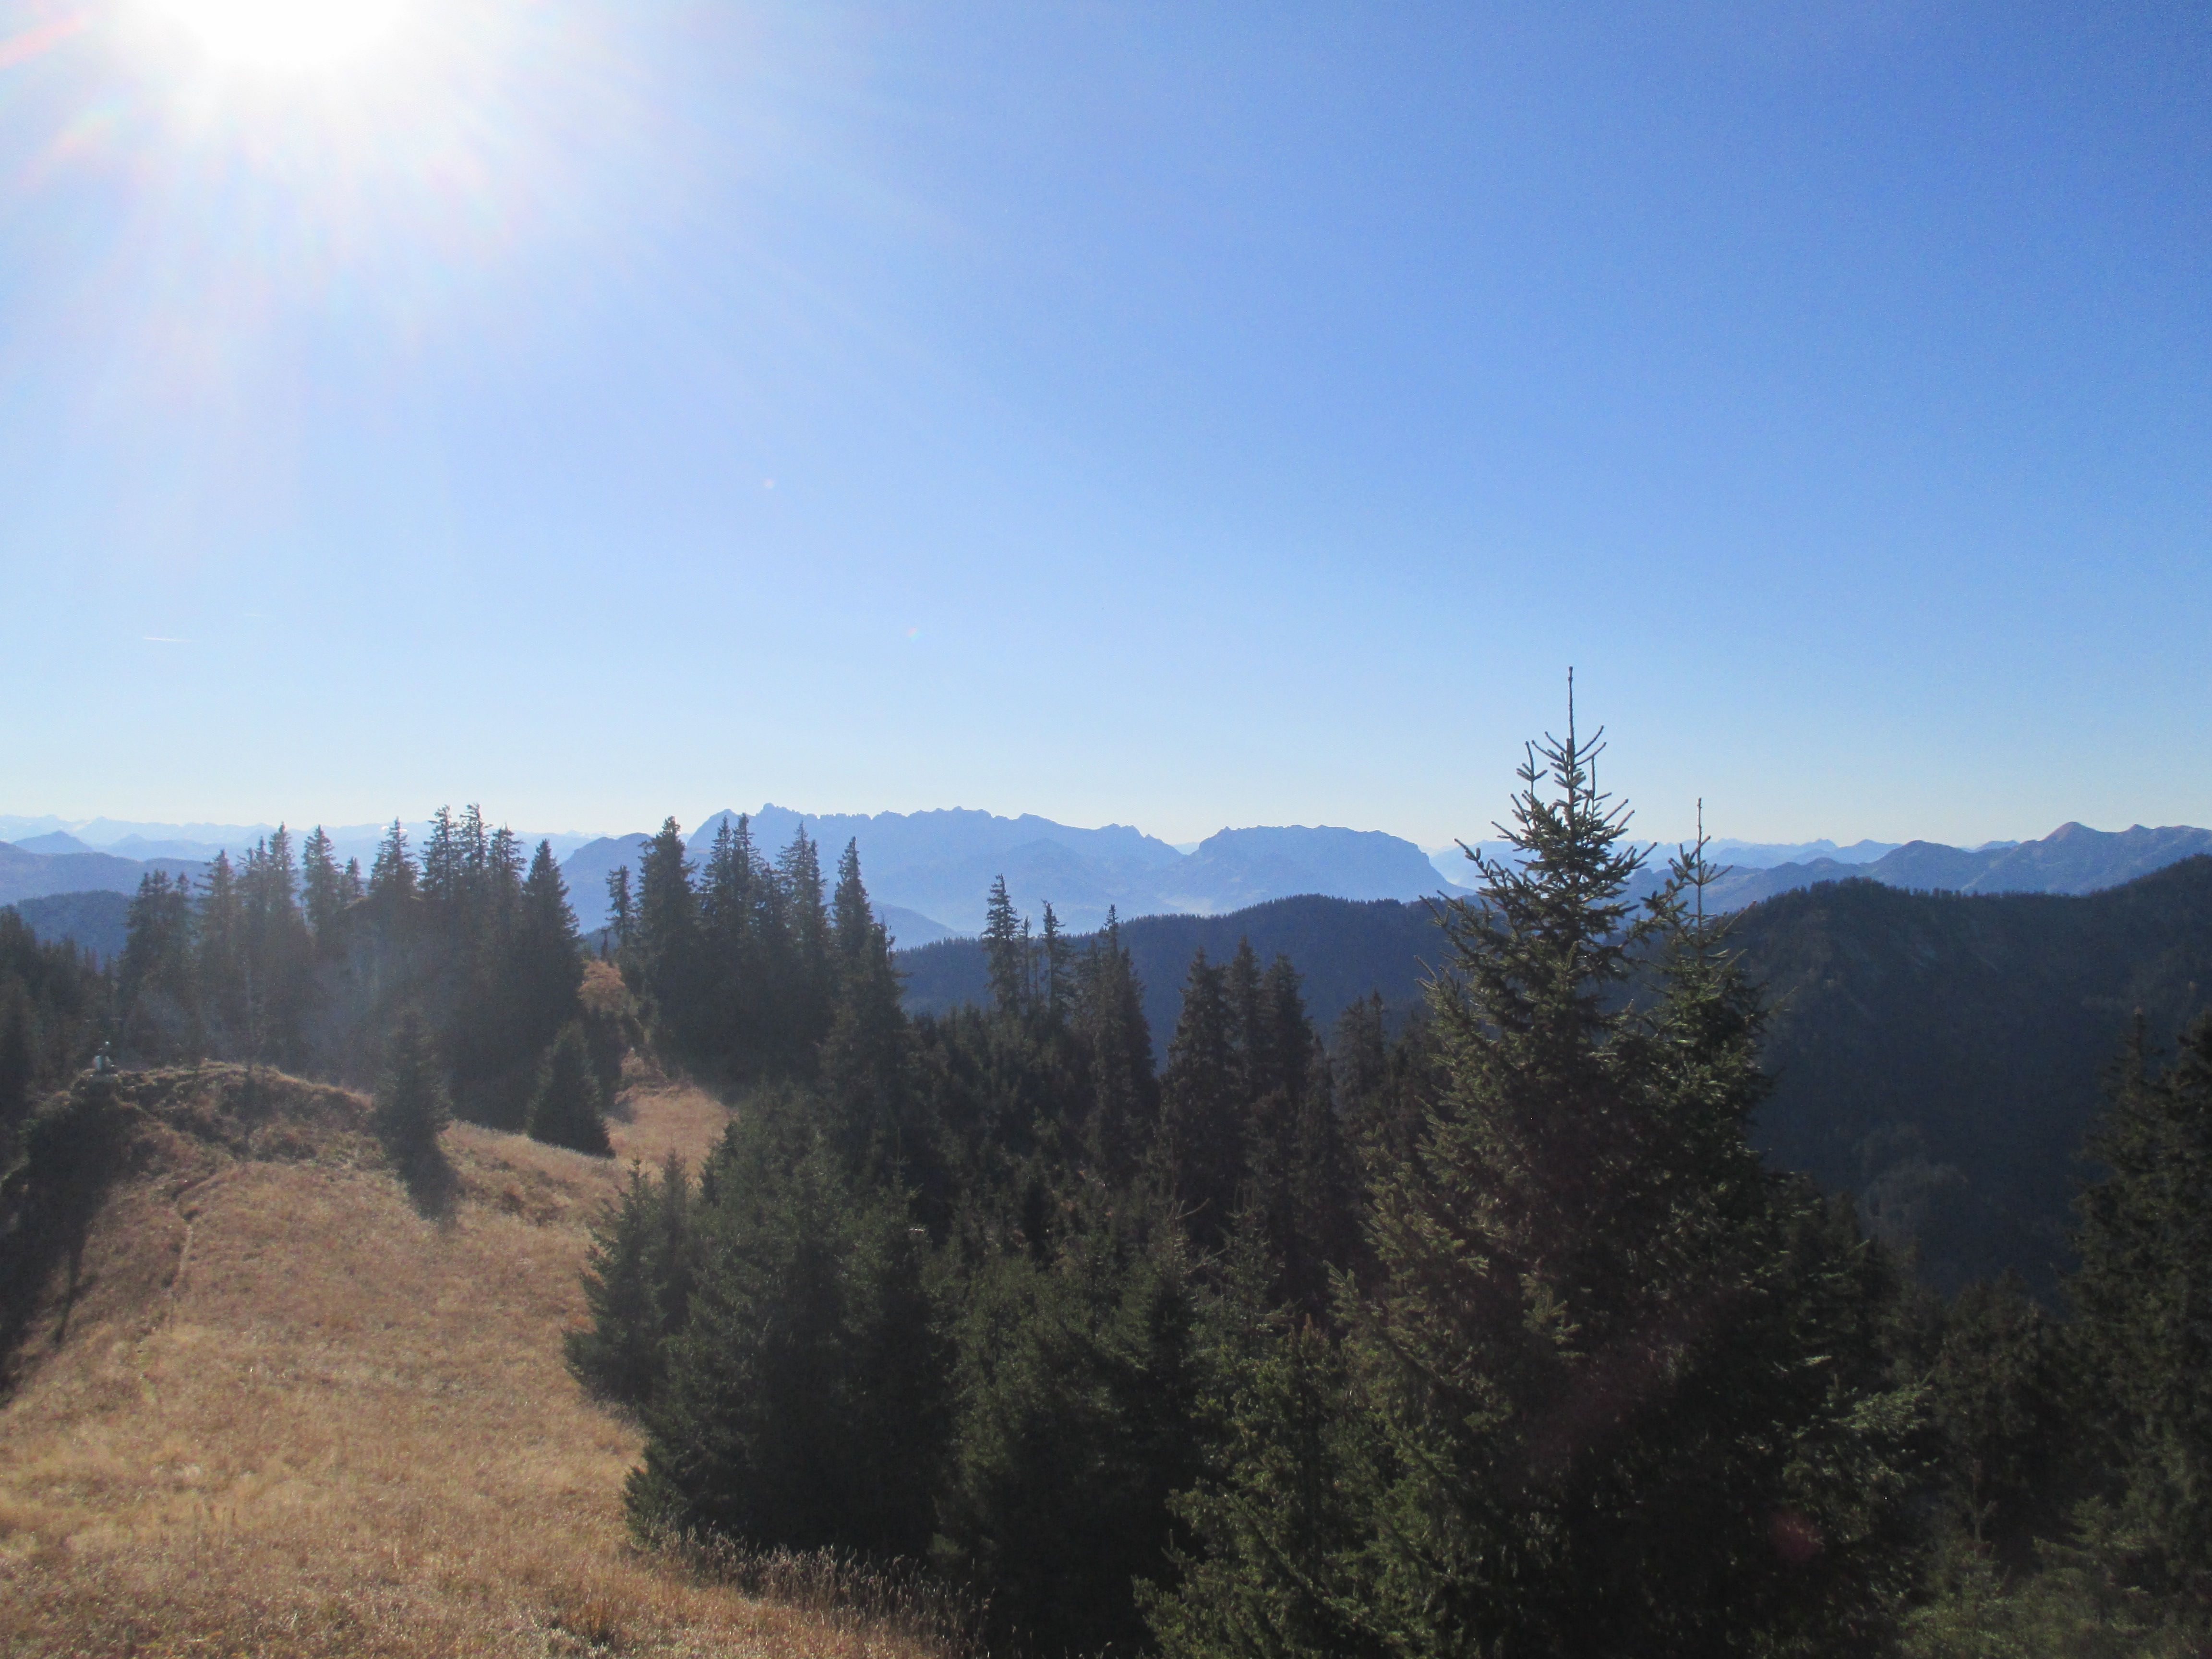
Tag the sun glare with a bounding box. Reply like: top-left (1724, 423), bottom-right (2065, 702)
top-left (151, 0), bottom-right (411, 74)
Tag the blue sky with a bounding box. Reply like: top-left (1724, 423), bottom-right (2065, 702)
top-left (2, 0), bottom-right (2205, 847)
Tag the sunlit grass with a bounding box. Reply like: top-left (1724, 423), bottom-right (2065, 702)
top-left (0, 1063), bottom-right (961, 1657)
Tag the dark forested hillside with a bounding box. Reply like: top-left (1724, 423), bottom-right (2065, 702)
top-left (7, 890), bottom-right (132, 963)
top-left (904, 861), bottom-right (2212, 1292)
top-left (1728, 858), bottom-right (2212, 1291)
top-left (898, 894), bottom-right (1446, 1049)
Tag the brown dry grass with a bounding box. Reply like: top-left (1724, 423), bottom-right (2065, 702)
top-left (0, 1065), bottom-right (955, 1659)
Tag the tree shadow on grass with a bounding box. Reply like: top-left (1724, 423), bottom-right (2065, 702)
top-left (388, 1138), bottom-right (460, 1225)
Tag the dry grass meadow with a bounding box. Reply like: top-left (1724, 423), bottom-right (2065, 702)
top-left (0, 1058), bottom-right (964, 1659)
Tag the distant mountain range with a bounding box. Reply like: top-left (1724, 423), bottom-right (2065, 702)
top-left (556, 807), bottom-right (1473, 936)
top-left (0, 839), bottom-right (206, 906)
top-left (0, 817), bottom-right (601, 878)
top-left (1684, 821), bottom-right (2212, 910)
top-left (9, 807), bottom-right (2212, 969)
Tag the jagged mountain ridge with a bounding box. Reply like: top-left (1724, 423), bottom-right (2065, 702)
top-left (1693, 820), bottom-right (2212, 909)
top-left (557, 808), bottom-right (1470, 935)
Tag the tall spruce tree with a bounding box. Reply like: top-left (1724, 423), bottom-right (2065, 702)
top-left (1159, 949), bottom-right (1243, 1248)
top-left (629, 819), bottom-right (703, 1058)
top-left (513, 840), bottom-right (586, 1051)
top-left (983, 876), bottom-right (1026, 1017)
top-left (1073, 910), bottom-right (1158, 1180)
top-left (301, 825), bottom-right (348, 950)
top-left (1154, 706), bottom-right (1918, 1658)
top-left (821, 845), bottom-right (913, 1172)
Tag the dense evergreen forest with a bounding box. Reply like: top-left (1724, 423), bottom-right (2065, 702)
top-left (569, 730), bottom-right (2212, 1656)
top-left (10, 739), bottom-right (2212, 1654)
top-left (901, 860), bottom-right (2212, 1295)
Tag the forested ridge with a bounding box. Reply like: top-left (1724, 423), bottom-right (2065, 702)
top-left (9, 741), bottom-right (2212, 1654)
top-left (900, 859), bottom-right (2212, 1296)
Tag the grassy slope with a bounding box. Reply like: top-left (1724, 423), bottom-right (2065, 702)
top-left (0, 1063), bottom-right (935, 1659)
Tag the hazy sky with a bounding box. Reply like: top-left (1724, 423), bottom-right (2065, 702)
top-left (3, 1), bottom-right (2206, 847)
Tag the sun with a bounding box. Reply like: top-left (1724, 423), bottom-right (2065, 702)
top-left (150, 0), bottom-right (412, 74)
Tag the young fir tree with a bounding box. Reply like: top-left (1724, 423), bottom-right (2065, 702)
top-left (1154, 710), bottom-right (1919, 1659)
top-left (627, 1105), bottom-right (942, 1560)
top-left (567, 1153), bottom-right (694, 1407)
top-left (568, 1159), bottom-right (662, 1404)
top-left (2068, 1012), bottom-right (2212, 1612)
top-left (375, 1015), bottom-right (449, 1179)
top-left (529, 1022), bottom-right (613, 1155)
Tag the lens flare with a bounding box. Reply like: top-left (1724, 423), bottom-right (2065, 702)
top-left (149, 0), bottom-right (411, 73)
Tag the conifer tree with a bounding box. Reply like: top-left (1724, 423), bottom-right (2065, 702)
top-left (1159, 949), bottom-right (1242, 1246)
top-left (831, 838), bottom-right (873, 962)
top-left (983, 876), bottom-right (1026, 1017)
top-left (604, 865), bottom-right (634, 954)
top-left (569, 1159), bottom-right (659, 1402)
top-left (367, 819), bottom-right (420, 926)
top-left (934, 1200), bottom-right (1204, 1657)
top-left (2068, 1012), bottom-right (2212, 1607)
top-left (486, 823), bottom-right (523, 927)
top-left (117, 870), bottom-right (200, 1058)
top-left (775, 825), bottom-right (833, 1062)
top-left (239, 826), bottom-right (314, 1067)
top-left (514, 840), bottom-right (586, 1051)
top-left (421, 805), bottom-right (463, 915)
top-left (1040, 901), bottom-right (1072, 1025)
top-left (375, 1014), bottom-right (449, 1179)
top-left (301, 825), bottom-right (348, 949)
top-left (195, 851), bottom-right (247, 1055)
top-left (1155, 707), bottom-right (1918, 1657)
top-left (1923, 1273), bottom-right (2072, 1564)
top-left (629, 1113), bottom-right (942, 1559)
top-left (700, 816), bottom-right (761, 1072)
top-left (629, 820), bottom-right (702, 1057)
top-left (1073, 910), bottom-right (1158, 1179)
top-left (1226, 938), bottom-right (1273, 1108)
top-left (820, 847), bottom-right (913, 1171)
top-left (529, 1021), bottom-right (613, 1155)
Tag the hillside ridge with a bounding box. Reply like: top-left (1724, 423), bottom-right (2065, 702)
top-left (0, 1064), bottom-right (952, 1658)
